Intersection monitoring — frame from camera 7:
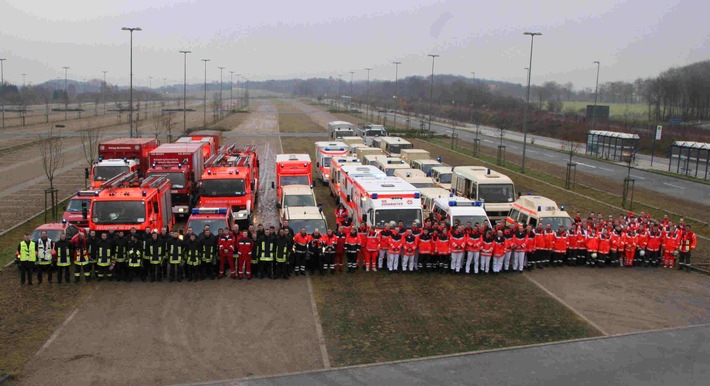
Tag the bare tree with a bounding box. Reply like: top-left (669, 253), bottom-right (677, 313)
top-left (81, 126), bottom-right (103, 168)
top-left (39, 126), bottom-right (64, 221)
top-left (162, 112), bottom-right (176, 142)
top-left (561, 139), bottom-right (581, 190)
top-left (151, 114), bottom-right (164, 141)
top-left (561, 139), bottom-right (582, 164)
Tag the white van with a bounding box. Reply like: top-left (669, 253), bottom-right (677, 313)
top-left (356, 124), bottom-right (388, 146)
top-left (400, 149), bottom-right (431, 166)
top-left (430, 166), bottom-right (453, 190)
top-left (506, 195), bottom-right (573, 230)
top-left (420, 187), bottom-right (452, 218)
top-left (431, 197), bottom-right (491, 229)
top-left (411, 159), bottom-right (444, 176)
top-left (327, 121), bottom-right (355, 139)
top-left (394, 169), bottom-right (436, 188)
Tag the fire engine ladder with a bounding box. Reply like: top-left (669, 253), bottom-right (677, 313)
top-left (141, 175), bottom-right (169, 189)
top-left (102, 171), bottom-right (139, 189)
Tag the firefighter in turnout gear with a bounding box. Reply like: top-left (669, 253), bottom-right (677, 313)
top-left (127, 235), bottom-right (143, 282)
top-left (55, 232), bottom-right (72, 283)
top-left (309, 229), bottom-right (323, 275)
top-left (17, 234), bottom-right (36, 285)
top-left (113, 231), bottom-right (128, 281)
top-left (72, 232), bottom-right (91, 282)
top-left (145, 232), bottom-right (164, 282)
top-left (293, 228), bottom-right (311, 276)
top-left (257, 228), bottom-right (277, 279)
top-left (199, 229), bottom-right (218, 280)
top-left (345, 228), bottom-right (360, 273)
top-left (166, 231), bottom-right (184, 282)
top-left (96, 232), bottom-right (113, 281)
top-left (184, 233), bottom-right (202, 281)
top-left (275, 228), bottom-right (293, 279)
top-left (35, 231), bottom-right (54, 283)
top-left (236, 230), bottom-right (254, 279)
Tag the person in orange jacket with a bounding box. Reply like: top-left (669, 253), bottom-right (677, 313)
top-left (321, 229), bottom-right (337, 275)
top-left (378, 223), bottom-right (393, 271)
top-left (585, 228), bottom-right (599, 267)
top-left (418, 228), bottom-right (434, 273)
top-left (552, 226), bottom-right (569, 267)
top-left (543, 224), bottom-right (554, 266)
top-left (610, 226), bottom-right (622, 266)
top-left (292, 228), bottom-right (312, 276)
top-left (449, 225), bottom-right (467, 274)
top-left (480, 230), bottom-right (494, 274)
top-left (334, 204), bottom-right (348, 227)
top-left (435, 228), bottom-right (451, 273)
top-left (511, 225), bottom-right (527, 272)
top-left (344, 228), bottom-right (361, 273)
top-left (364, 227), bottom-right (379, 272)
top-left (491, 230), bottom-right (506, 274)
top-left (524, 225), bottom-right (536, 270)
top-left (678, 225), bottom-right (696, 270)
top-left (646, 224), bottom-right (663, 267)
top-left (387, 226), bottom-right (403, 272)
top-left (622, 228), bottom-right (637, 267)
top-left (532, 224), bottom-right (546, 269)
top-left (401, 229), bottom-right (418, 272)
top-left (635, 226), bottom-right (649, 266)
top-left (597, 228), bottom-right (611, 267)
top-left (567, 224), bottom-right (579, 266)
top-left (356, 223), bottom-right (368, 270)
top-left (662, 228), bottom-right (681, 268)
top-left (465, 225), bottom-right (482, 274)
top-left (334, 225), bottom-right (346, 272)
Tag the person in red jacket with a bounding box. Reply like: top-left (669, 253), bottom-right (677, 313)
top-left (679, 225), bottom-right (696, 270)
top-left (378, 223), bottom-right (393, 271)
top-left (292, 228), bottom-right (312, 276)
top-left (646, 224), bottom-right (663, 267)
top-left (218, 230), bottom-right (236, 279)
top-left (321, 229), bottom-right (337, 275)
top-left (635, 226), bottom-right (649, 266)
top-left (356, 223), bottom-right (368, 270)
top-left (575, 226), bottom-right (587, 266)
top-left (585, 229), bottom-right (599, 267)
top-left (345, 228), bottom-right (361, 273)
top-left (449, 226), bottom-right (467, 274)
top-left (364, 228), bottom-right (379, 272)
top-left (387, 227), bottom-right (403, 272)
top-left (491, 230), bottom-right (506, 274)
top-left (435, 228), bottom-right (451, 273)
top-left (610, 227), bottom-right (622, 266)
top-left (622, 228), bottom-right (637, 267)
top-left (480, 230), bottom-right (494, 273)
top-left (597, 228), bottom-right (611, 267)
top-left (662, 228), bottom-right (680, 268)
top-left (71, 232), bottom-right (91, 282)
top-left (401, 229), bottom-right (418, 272)
top-left (552, 227), bottom-right (569, 267)
top-left (418, 228), bottom-right (434, 273)
top-left (543, 224), bottom-right (554, 266)
top-left (511, 225), bottom-right (527, 272)
top-left (334, 204), bottom-right (348, 227)
top-left (566, 224), bottom-right (578, 266)
top-left (334, 225), bottom-right (346, 272)
top-left (465, 225), bottom-right (482, 274)
top-left (236, 230), bottom-right (254, 279)
top-left (532, 224), bottom-right (546, 269)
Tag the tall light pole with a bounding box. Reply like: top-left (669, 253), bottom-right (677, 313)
top-left (428, 54), bottom-right (439, 138)
top-left (122, 26), bottom-right (142, 138)
top-left (0, 58), bottom-right (6, 129)
top-left (62, 66), bottom-right (70, 120)
top-left (148, 76), bottom-right (153, 109)
top-left (201, 58), bottom-right (210, 127)
top-left (236, 74), bottom-right (242, 109)
top-left (521, 31), bottom-right (542, 174)
top-left (592, 61), bottom-right (601, 132)
top-left (365, 68), bottom-right (372, 121)
top-left (102, 71), bottom-right (108, 114)
top-left (229, 71), bottom-right (234, 110)
top-left (337, 74), bottom-right (342, 110)
top-left (179, 50), bottom-right (191, 135)
top-left (218, 66), bottom-right (225, 117)
top-left (392, 61), bottom-right (401, 130)
top-left (21, 73), bottom-right (26, 88)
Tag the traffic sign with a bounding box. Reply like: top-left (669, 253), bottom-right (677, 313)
top-left (655, 125), bottom-right (662, 140)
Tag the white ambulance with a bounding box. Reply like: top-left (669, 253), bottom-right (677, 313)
top-left (431, 197), bottom-right (491, 229)
top-left (314, 141), bottom-right (349, 185)
top-left (327, 121), bottom-right (355, 139)
top-left (340, 175), bottom-right (422, 229)
top-left (419, 187), bottom-right (451, 218)
top-left (328, 156), bottom-right (362, 198)
top-left (506, 195), bottom-right (573, 230)
top-left (452, 166), bottom-right (516, 221)
top-left (334, 165), bottom-right (386, 205)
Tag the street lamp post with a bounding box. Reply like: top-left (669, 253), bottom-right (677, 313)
top-left (201, 59), bottom-right (210, 127)
top-left (365, 68), bottom-right (372, 121)
top-left (179, 50), bottom-right (191, 135)
top-left (229, 71), bottom-right (234, 111)
top-left (148, 76), bottom-right (153, 109)
top-left (236, 74), bottom-right (242, 109)
top-left (428, 54), bottom-right (439, 138)
top-left (218, 66), bottom-right (224, 118)
top-left (592, 61), bottom-right (601, 131)
top-left (337, 74), bottom-right (342, 110)
top-left (102, 71), bottom-right (108, 114)
top-left (62, 66), bottom-right (70, 121)
top-left (521, 31), bottom-right (542, 174)
top-left (122, 26), bottom-right (142, 138)
top-left (392, 61), bottom-right (401, 131)
top-left (0, 58), bottom-right (6, 129)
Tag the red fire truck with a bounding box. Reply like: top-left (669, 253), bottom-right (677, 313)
top-left (88, 171), bottom-right (175, 232)
top-left (198, 144), bottom-right (260, 226)
top-left (185, 207), bottom-right (235, 236)
top-left (90, 138), bottom-right (158, 188)
top-left (145, 142), bottom-right (204, 217)
top-left (176, 136), bottom-right (217, 160)
top-left (186, 130), bottom-right (223, 148)
top-left (273, 154), bottom-right (312, 202)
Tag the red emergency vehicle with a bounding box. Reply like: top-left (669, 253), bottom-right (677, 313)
top-left (88, 171), bottom-right (175, 232)
top-left (90, 138), bottom-right (157, 188)
top-left (273, 154), bottom-right (312, 202)
top-left (145, 142), bottom-right (205, 216)
top-left (185, 207), bottom-right (235, 235)
top-left (199, 144), bottom-right (260, 226)
top-left (186, 130), bottom-right (223, 148)
top-left (176, 135), bottom-right (217, 160)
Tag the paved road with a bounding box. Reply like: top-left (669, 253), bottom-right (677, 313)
top-left (381, 112), bottom-right (710, 205)
top-left (213, 324), bottom-right (710, 386)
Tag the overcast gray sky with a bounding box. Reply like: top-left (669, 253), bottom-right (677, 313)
top-left (1, 0), bottom-right (708, 90)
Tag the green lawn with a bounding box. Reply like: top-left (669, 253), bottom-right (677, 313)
top-left (562, 101), bottom-right (648, 117)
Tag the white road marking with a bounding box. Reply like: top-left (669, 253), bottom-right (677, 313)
top-left (663, 182), bottom-right (686, 190)
top-left (575, 162), bottom-right (597, 169)
top-left (483, 139), bottom-right (493, 143)
top-left (598, 167), bottom-right (614, 172)
top-left (630, 174), bottom-right (646, 180)
top-left (543, 154), bottom-right (556, 158)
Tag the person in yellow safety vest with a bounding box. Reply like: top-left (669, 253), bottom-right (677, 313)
top-left (166, 231), bottom-right (184, 282)
top-left (54, 232), bottom-right (73, 284)
top-left (185, 233), bottom-right (202, 282)
top-left (35, 230), bottom-right (54, 284)
top-left (126, 235), bottom-right (143, 282)
top-left (71, 232), bottom-right (91, 283)
top-left (257, 228), bottom-right (276, 279)
top-left (95, 233), bottom-right (113, 281)
top-left (145, 232), bottom-right (164, 282)
top-left (16, 233), bottom-right (36, 285)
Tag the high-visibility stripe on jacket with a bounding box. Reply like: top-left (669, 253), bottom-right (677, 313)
top-left (36, 238), bottom-right (53, 265)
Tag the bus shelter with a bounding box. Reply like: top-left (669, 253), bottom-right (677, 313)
top-left (586, 130), bottom-right (640, 163)
top-left (669, 141), bottom-right (710, 180)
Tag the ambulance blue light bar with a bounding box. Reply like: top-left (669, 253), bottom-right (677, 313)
top-left (191, 208), bottom-right (228, 215)
top-left (414, 192), bottom-right (420, 198)
top-left (371, 193), bottom-right (378, 199)
top-left (448, 200), bottom-right (483, 207)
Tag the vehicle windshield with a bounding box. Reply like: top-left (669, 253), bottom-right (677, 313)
top-left (366, 129), bottom-right (386, 137)
top-left (438, 173), bottom-right (452, 184)
top-left (288, 219), bottom-right (327, 234)
top-left (31, 230), bottom-right (64, 243)
top-left (187, 219), bottom-right (228, 234)
top-left (452, 215), bottom-right (488, 229)
top-left (412, 182), bottom-right (436, 188)
top-left (388, 144), bottom-right (412, 154)
top-left (478, 184), bottom-right (515, 203)
top-left (322, 156), bottom-right (332, 168)
top-left (148, 172), bottom-right (186, 189)
top-left (92, 201), bottom-right (145, 224)
top-left (373, 208), bottom-right (422, 228)
top-left (280, 175), bottom-right (310, 186)
top-left (66, 199), bottom-right (91, 213)
top-left (420, 163), bottom-right (442, 175)
top-left (540, 217), bottom-right (573, 230)
top-left (283, 194), bottom-right (316, 208)
top-left (335, 130), bottom-right (354, 138)
top-left (93, 165), bottom-right (129, 181)
top-left (201, 179), bottom-right (246, 197)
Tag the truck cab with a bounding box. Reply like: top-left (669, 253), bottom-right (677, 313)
top-left (62, 194), bottom-right (94, 229)
top-left (327, 121), bottom-right (355, 139)
top-left (185, 207), bottom-right (235, 235)
top-left (356, 124), bottom-right (387, 146)
top-left (274, 154), bottom-right (312, 202)
top-left (430, 166), bottom-right (453, 191)
top-left (91, 138), bottom-right (158, 188)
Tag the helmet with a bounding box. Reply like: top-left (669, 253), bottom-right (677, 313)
top-left (639, 250), bottom-right (645, 257)
top-left (591, 252), bottom-right (597, 258)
